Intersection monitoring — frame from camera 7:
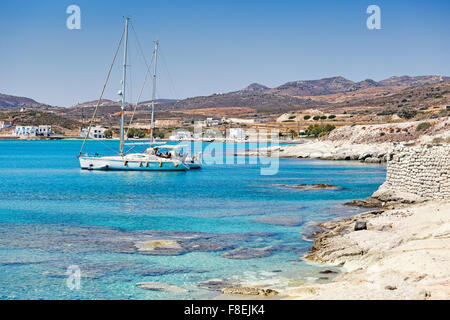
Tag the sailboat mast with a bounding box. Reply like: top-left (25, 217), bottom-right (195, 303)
top-left (119, 17), bottom-right (129, 156)
top-left (150, 41), bottom-right (159, 144)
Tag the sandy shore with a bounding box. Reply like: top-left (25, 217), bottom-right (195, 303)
top-left (279, 200), bottom-right (450, 300)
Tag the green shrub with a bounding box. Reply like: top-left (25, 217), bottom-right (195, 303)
top-left (377, 109), bottom-right (396, 116)
top-left (305, 124), bottom-right (335, 138)
top-left (104, 129), bottom-right (113, 139)
top-left (417, 122), bottom-right (432, 131)
top-left (397, 108), bottom-right (417, 119)
top-left (328, 115), bottom-right (336, 119)
top-left (313, 116), bottom-right (320, 121)
top-left (126, 128), bottom-right (147, 138)
top-left (303, 115), bottom-right (311, 120)
top-left (288, 115), bottom-right (296, 120)
top-left (320, 116), bottom-right (327, 120)
top-left (289, 129), bottom-right (298, 138)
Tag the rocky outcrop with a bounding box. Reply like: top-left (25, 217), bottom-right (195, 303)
top-left (247, 118), bottom-right (449, 164)
top-left (250, 141), bottom-right (393, 163)
top-left (284, 201), bottom-right (450, 300)
top-left (327, 118), bottom-right (449, 144)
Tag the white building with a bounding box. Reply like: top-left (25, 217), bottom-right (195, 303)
top-left (205, 118), bottom-right (221, 127)
top-left (13, 126), bottom-right (38, 136)
top-left (80, 127), bottom-right (106, 139)
top-left (37, 125), bottom-right (52, 136)
top-left (227, 118), bottom-right (256, 124)
top-left (169, 130), bottom-right (193, 141)
top-left (0, 121), bottom-right (12, 129)
top-left (228, 128), bottom-right (247, 140)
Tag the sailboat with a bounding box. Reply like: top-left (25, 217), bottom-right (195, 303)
top-left (77, 17), bottom-right (197, 171)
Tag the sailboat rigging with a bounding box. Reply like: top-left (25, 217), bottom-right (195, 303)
top-left (77, 17), bottom-right (202, 171)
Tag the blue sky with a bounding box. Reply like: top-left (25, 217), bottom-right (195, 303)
top-left (0, 0), bottom-right (449, 107)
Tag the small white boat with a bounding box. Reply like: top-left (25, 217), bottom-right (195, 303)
top-left (77, 18), bottom-right (202, 172)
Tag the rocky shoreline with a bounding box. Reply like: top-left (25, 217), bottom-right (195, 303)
top-left (226, 141), bottom-right (450, 300)
top-left (277, 199), bottom-right (450, 300)
top-left (256, 141), bottom-right (394, 163)
top-left (244, 117), bottom-right (450, 164)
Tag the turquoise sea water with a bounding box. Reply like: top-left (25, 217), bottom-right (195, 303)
top-left (0, 140), bottom-right (385, 299)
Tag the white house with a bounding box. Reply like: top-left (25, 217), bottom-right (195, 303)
top-left (228, 128), bottom-right (247, 140)
top-left (13, 126), bottom-right (38, 136)
top-left (80, 127), bottom-right (106, 139)
top-left (169, 130), bottom-right (193, 141)
top-left (0, 121), bottom-right (12, 129)
top-left (37, 125), bottom-right (52, 136)
top-left (205, 118), bottom-right (221, 127)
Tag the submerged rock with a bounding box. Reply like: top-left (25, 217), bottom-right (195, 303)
top-left (319, 269), bottom-right (338, 274)
top-left (220, 246), bottom-right (279, 259)
top-left (279, 184), bottom-right (342, 191)
top-left (222, 286), bottom-right (278, 297)
top-left (252, 215), bottom-right (303, 226)
top-left (137, 268), bottom-right (195, 276)
top-left (134, 240), bottom-right (186, 255)
top-left (197, 278), bottom-right (237, 291)
top-left (136, 281), bottom-right (187, 293)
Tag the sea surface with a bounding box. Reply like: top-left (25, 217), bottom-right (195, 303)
top-left (0, 140), bottom-right (386, 299)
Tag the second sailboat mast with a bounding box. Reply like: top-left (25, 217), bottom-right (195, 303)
top-left (119, 17), bottom-right (129, 156)
top-left (150, 41), bottom-right (159, 144)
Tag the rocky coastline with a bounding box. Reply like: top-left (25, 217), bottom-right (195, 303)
top-left (245, 117), bottom-right (450, 164)
top-left (278, 199), bottom-right (450, 300)
top-left (280, 142), bottom-right (450, 300)
top-left (226, 141), bottom-right (450, 300)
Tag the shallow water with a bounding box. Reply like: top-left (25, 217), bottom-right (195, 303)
top-left (0, 140), bottom-right (385, 299)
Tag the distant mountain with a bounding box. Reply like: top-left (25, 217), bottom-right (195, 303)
top-left (333, 79), bottom-right (450, 114)
top-left (265, 75), bottom-right (449, 97)
top-left (161, 91), bottom-right (320, 114)
top-left (378, 75), bottom-right (450, 87)
top-left (271, 76), bottom-right (358, 96)
top-left (349, 79), bottom-right (381, 91)
top-left (68, 99), bottom-right (119, 109)
top-left (236, 83), bottom-right (270, 94)
top-left (0, 93), bottom-right (51, 110)
top-left (2, 75), bottom-right (448, 120)
top-left (146, 75), bottom-right (449, 114)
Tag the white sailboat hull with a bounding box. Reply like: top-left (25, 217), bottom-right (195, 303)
top-left (79, 155), bottom-right (189, 171)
